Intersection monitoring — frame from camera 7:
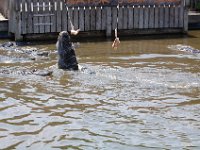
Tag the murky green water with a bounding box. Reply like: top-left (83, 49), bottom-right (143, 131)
top-left (0, 31), bottom-right (200, 149)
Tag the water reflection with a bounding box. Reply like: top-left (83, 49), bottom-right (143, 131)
top-left (0, 31), bottom-right (200, 149)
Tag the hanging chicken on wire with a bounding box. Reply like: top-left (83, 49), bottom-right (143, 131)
top-left (65, 4), bottom-right (80, 36)
top-left (112, 28), bottom-right (120, 49)
top-left (112, 4), bottom-right (120, 49)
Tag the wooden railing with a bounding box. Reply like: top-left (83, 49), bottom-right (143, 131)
top-left (8, 0), bottom-right (188, 41)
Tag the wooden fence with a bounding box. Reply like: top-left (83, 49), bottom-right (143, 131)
top-left (8, 0), bottom-right (189, 41)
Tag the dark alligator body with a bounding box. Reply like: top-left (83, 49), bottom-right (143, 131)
top-left (0, 42), bottom-right (53, 77)
top-left (0, 31), bottom-right (81, 77)
top-left (0, 67), bottom-right (53, 76)
top-left (0, 41), bottom-right (50, 60)
top-left (168, 44), bottom-right (200, 54)
top-left (56, 31), bottom-right (79, 71)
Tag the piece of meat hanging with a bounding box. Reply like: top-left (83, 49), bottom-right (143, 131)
top-left (112, 28), bottom-right (120, 49)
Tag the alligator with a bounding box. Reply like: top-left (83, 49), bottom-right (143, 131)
top-left (168, 44), bottom-right (200, 54)
top-left (56, 31), bottom-right (79, 70)
top-left (0, 31), bottom-right (81, 77)
top-left (0, 41), bottom-right (50, 60)
top-left (0, 67), bottom-right (52, 76)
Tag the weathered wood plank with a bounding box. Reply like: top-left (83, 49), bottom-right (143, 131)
top-left (61, 1), bottom-right (68, 31)
top-left (56, 0), bottom-right (62, 32)
top-left (139, 6), bottom-right (144, 29)
top-left (90, 7), bottom-right (96, 30)
top-left (118, 6), bottom-right (123, 29)
top-left (174, 5), bottom-right (179, 28)
top-left (44, 0), bottom-right (51, 32)
top-left (33, 0), bottom-right (39, 33)
top-left (154, 6), bottom-right (159, 28)
top-left (159, 6), bottom-right (164, 28)
top-left (134, 6), bottom-right (139, 29)
top-left (128, 6), bottom-right (133, 29)
top-left (143, 6), bottom-right (149, 29)
top-left (96, 6), bottom-right (101, 30)
top-left (79, 7), bottom-right (84, 31)
top-left (149, 6), bottom-right (154, 28)
top-left (27, 0), bottom-right (33, 33)
top-left (112, 7), bottom-right (118, 30)
top-left (164, 5), bottom-right (169, 28)
top-left (106, 7), bottom-right (111, 36)
top-left (67, 7), bottom-right (73, 31)
top-left (8, 0), bottom-right (15, 33)
top-left (85, 7), bottom-right (90, 31)
top-left (184, 6), bottom-right (188, 32)
top-left (101, 6), bottom-right (106, 30)
top-left (38, 0), bottom-right (44, 33)
top-left (123, 6), bottom-right (128, 29)
top-left (169, 5), bottom-right (175, 28)
top-left (21, 0), bottom-right (27, 34)
top-left (15, 0), bottom-right (23, 40)
top-left (50, 0), bottom-right (56, 32)
top-left (73, 7), bottom-right (79, 30)
top-left (179, 3), bottom-right (184, 27)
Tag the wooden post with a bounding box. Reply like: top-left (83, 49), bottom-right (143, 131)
top-left (96, 6), bottom-right (102, 30)
top-left (27, 0), bottom-right (33, 33)
top-left (15, 0), bottom-right (23, 41)
top-left (102, 6), bottom-right (106, 30)
top-left (123, 6), bottom-right (128, 29)
top-left (183, 0), bottom-right (188, 32)
top-left (21, 0), bottom-right (26, 34)
top-left (134, 6), bottom-right (139, 29)
top-left (154, 6), bottom-right (159, 28)
top-left (128, 6), bottom-right (133, 29)
top-left (50, 0), bottom-right (56, 32)
top-left (149, 6), bottom-right (155, 29)
top-left (61, 0), bottom-right (68, 31)
top-left (118, 6), bottom-right (123, 29)
top-left (90, 6), bottom-right (96, 30)
top-left (44, 0), bottom-right (51, 33)
top-left (185, 0), bottom-right (190, 7)
top-left (84, 7), bottom-right (90, 31)
top-left (106, 7), bottom-right (111, 37)
top-left (8, 0), bottom-right (14, 33)
top-left (79, 7), bottom-right (84, 31)
top-left (56, 0), bottom-right (62, 32)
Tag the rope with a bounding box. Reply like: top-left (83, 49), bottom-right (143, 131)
top-left (65, 5), bottom-right (80, 35)
top-left (112, 4), bottom-right (120, 49)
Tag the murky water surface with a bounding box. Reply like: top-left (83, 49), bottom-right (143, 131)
top-left (0, 31), bottom-right (200, 149)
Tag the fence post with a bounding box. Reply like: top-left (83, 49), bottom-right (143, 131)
top-left (8, 0), bottom-right (13, 33)
top-left (106, 7), bottom-right (112, 37)
top-left (185, 0), bottom-right (190, 7)
top-left (15, 0), bottom-right (23, 41)
top-left (183, 0), bottom-right (189, 32)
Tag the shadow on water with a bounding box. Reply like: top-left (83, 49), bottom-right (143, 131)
top-left (0, 31), bottom-right (200, 149)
